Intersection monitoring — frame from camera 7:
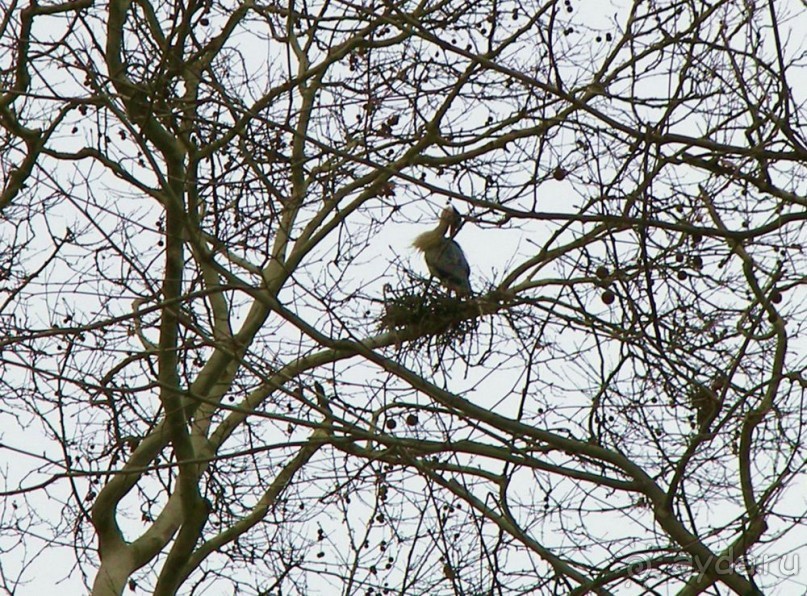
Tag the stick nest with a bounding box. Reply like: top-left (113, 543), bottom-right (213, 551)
top-left (379, 278), bottom-right (480, 348)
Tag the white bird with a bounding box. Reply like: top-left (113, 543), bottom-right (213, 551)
top-left (412, 207), bottom-right (471, 296)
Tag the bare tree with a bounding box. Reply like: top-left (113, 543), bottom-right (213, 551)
top-left (1, 0), bottom-right (806, 594)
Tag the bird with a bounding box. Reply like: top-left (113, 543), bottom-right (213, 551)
top-left (690, 375), bottom-right (727, 430)
top-left (412, 206), bottom-right (471, 296)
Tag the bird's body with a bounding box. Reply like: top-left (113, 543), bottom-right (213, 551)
top-left (412, 207), bottom-right (471, 295)
top-left (423, 238), bottom-right (471, 295)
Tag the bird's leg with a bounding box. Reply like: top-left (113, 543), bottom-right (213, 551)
top-left (418, 276), bottom-right (435, 311)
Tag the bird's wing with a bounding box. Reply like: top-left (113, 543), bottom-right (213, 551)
top-left (426, 240), bottom-right (471, 290)
top-left (445, 240), bottom-right (470, 277)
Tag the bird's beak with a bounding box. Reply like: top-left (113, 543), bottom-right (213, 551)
top-left (448, 208), bottom-right (464, 237)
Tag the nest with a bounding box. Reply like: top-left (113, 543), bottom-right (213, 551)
top-left (379, 278), bottom-right (481, 348)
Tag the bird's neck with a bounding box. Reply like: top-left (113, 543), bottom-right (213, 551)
top-left (412, 220), bottom-right (449, 251)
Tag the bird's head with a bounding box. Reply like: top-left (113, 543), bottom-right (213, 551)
top-left (440, 206), bottom-right (464, 237)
